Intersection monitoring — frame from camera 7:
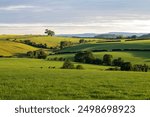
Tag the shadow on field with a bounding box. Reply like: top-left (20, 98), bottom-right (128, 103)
top-left (127, 51), bottom-right (150, 59)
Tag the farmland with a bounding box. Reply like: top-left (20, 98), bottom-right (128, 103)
top-left (59, 40), bottom-right (150, 52)
top-left (0, 35), bottom-right (150, 100)
top-left (0, 40), bottom-right (37, 56)
top-left (0, 58), bottom-right (150, 100)
top-left (48, 51), bottom-right (150, 66)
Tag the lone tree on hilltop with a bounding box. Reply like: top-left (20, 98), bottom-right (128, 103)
top-left (45, 29), bottom-right (55, 36)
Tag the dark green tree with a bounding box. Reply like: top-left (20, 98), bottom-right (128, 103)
top-left (93, 58), bottom-right (102, 65)
top-left (45, 29), bottom-right (55, 36)
top-left (103, 54), bottom-right (113, 66)
top-left (74, 51), bottom-right (95, 64)
top-left (60, 41), bottom-right (72, 49)
top-left (79, 39), bottom-right (86, 44)
top-left (27, 49), bottom-right (47, 59)
top-left (121, 62), bottom-right (132, 71)
top-left (112, 57), bottom-right (124, 66)
top-left (61, 60), bottom-right (75, 69)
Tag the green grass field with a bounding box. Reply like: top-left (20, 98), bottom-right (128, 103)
top-left (47, 51), bottom-right (150, 66)
top-left (0, 58), bottom-right (150, 100)
top-left (0, 35), bottom-right (150, 100)
top-left (60, 40), bottom-right (150, 52)
top-left (17, 36), bottom-right (97, 47)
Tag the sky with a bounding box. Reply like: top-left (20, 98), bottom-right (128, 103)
top-left (0, 0), bottom-right (150, 34)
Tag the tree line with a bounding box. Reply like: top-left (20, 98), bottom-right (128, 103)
top-left (74, 51), bottom-right (149, 72)
top-left (21, 40), bottom-right (48, 49)
top-left (27, 49), bottom-right (47, 59)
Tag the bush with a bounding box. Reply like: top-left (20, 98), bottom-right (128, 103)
top-left (79, 39), bottom-right (86, 44)
top-left (27, 49), bottom-right (47, 59)
top-left (74, 51), bottom-right (95, 64)
top-left (112, 57), bottom-right (124, 67)
top-left (93, 58), bottom-right (102, 65)
top-left (121, 62), bottom-right (132, 71)
top-left (23, 40), bottom-right (47, 48)
top-left (61, 60), bottom-right (75, 69)
top-left (106, 67), bottom-right (120, 71)
top-left (60, 41), bottom-right (72, 49)
top-left (76, 65), bottom-right (84, 70)
top-left (133, 64), bottom-right (149, 72)
top-left (103, 54), bottom-right (113, 66)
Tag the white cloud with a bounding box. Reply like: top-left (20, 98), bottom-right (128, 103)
top-left (0, 5), bottom-right (36, 11)
top-left (0, 19), bottom-right (150, 34)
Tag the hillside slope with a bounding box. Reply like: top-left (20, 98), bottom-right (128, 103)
top-left (0, 40), bottom-right (37, 56)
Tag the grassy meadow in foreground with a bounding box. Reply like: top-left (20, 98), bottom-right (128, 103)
top-left (0, 58), bottom-right (150, 100)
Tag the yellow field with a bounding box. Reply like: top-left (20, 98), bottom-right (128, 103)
top-left (0, 40), bottom-right (37, 56)
top-left (19, 36), bottom-right (96, 47)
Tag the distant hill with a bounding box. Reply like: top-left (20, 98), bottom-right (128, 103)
top-left (95, 32), bottom-right (147, 39)
top-left (139, 33), bottom-right (150, 39)
top-left (95, 34), bottom-right (117, 39)
top-left (108, 32), bottom-right (146, 37)
top-left (57, 33), bottom-right (98, 38)
top-left (58, 32), bottom-right (147, 38)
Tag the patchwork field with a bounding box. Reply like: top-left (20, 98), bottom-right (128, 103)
top-left (16, 36), bottom-right (98, 47)
top-left (0, 35), bottom-right (150, 100)
top-left (48, 51), bottom-right (150, 66)
top-left (0, 58), bottom-right (150, 100)
top-left (59, 40), bottom-right (150, 52)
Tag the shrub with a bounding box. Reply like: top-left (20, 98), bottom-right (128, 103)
top-left (121, 62), bottom-right (132, 71)
top-left (103, 54), bottom-right (113, 66)
top-left (93, 58), bottom-right (102, 65)
top-left (74, 51), bottom-right (95, 64)
top-left (133, 64), bottom-right (149, 72)
top-left (76, 65), bottom-right (84, 70)
top-left (27, 49), bottom-right (47, 59)
top-left (112, 57), bottom-right (124, 67)
top-left (53, 57), bottom-right (58, 61)
top-left (60, 41), bottom-right (72, 49)
top-left (61, 60), bottom-right (75, 69)
top-left (59, 57), bottom-right (64, 61)
top-left (79, 39), bottom-right (86, 44)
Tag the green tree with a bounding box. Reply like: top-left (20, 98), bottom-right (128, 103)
top-left (60, 41), bottom-right (72, 49)
top-left (74, 51), bottom-right (95, 64)
top-left (45, 29), bottom-right (55, 36)
top-left (61, 60), bottom-right (75, 69)
top-left (79, 39), bottom-right (86, 44)
top-left (121, 62), bottom-right (132, 71)
top-left (27, 49), bottom-right (47, 59)
top-left (93, 58), bottom-right (102, 65)
top-left (103, 54), bottom-right (113, 66)
top-left (112, 57), bottom-right (124, 66)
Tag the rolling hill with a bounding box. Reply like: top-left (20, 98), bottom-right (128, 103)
top-left (59, 40), bottom-right (150, 52)
top-left (0, 40), bottom-right (37, 56)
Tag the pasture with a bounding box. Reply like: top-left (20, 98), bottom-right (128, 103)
top-left (0, 35), bottom-right (150, 100)
top-left (47, 51), bottom-right (150, 66)
top-left (0, 58), bottom-right (150, 100)
top-left (16, 36), bottom-right (97, 47)
top-left (59, 40), bottom-right (150, 52)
